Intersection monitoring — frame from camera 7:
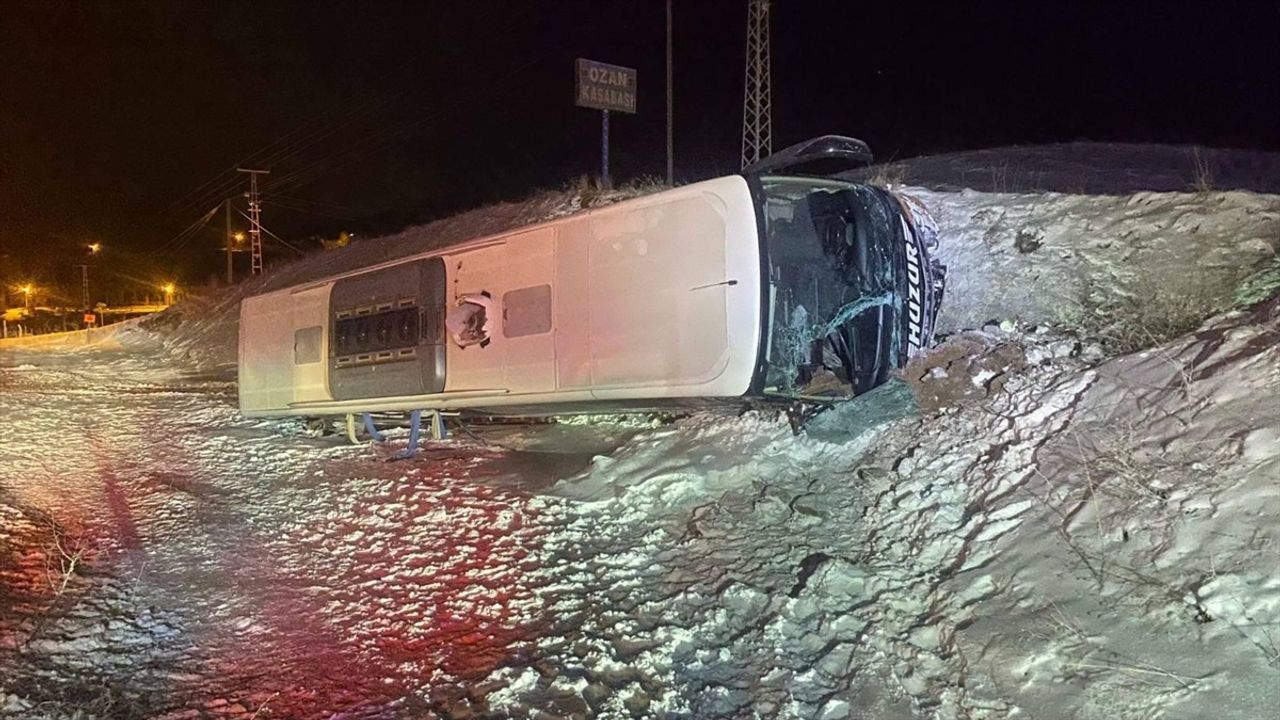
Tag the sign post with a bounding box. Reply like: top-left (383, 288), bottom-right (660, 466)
top-left (575, 58), bottom-right (636, 190)
top-left (601, 110), bottom-right (610, 188)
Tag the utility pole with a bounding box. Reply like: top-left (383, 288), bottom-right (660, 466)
top-left (75, 242), bottom-right (100, 312)
top-left (78, 264), bottom-right (89, 310)
top-left (741, 0), bottom-right (772, 168)
top-left (237, 168), bottom-right (270, 275)
top-left (225, 197), bottom-right (234, 285)
top-left (666, 0), bottom-right (674, 185)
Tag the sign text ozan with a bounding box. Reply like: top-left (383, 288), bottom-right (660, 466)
top-left (575, 59), bottom-right (637, 114)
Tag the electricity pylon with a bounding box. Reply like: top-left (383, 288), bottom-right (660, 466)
top-left (237, 168), bottom-right (270, 275)
top-left (741, 0), bottom-right (772, 168)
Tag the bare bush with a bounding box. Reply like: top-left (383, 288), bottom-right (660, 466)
top-left (990, 163), bottom-right (1011, 192)
top-left (1054, 278), bottom-right (1218, 355)
top-left (41, 519), bottom-right (92, 596)
top-left (868, 162), bottom-right (909, 188)
top-left (1190, 146), bottom-right (1216, 193)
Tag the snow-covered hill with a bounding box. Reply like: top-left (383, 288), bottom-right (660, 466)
top-left (844, 142), bottom-right (1280, 195)
top-left (478, 298), bottom-right (1279, 718)
top-left (923, 188), bottom-right (1280, 338)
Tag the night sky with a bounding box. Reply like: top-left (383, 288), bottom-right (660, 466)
top-left (2, 1), bottom-right (1279, 300)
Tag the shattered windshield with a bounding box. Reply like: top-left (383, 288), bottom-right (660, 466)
top-left (759, 176), bottom-right (905, 396)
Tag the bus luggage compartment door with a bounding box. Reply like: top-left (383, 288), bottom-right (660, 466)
top-left (328, 258), bottom-right (447, 401)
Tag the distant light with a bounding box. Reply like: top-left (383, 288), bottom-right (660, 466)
top-left (233, 232), bottom-right (246, 243)
top-left (87, 242), bottom-right (102, 254)
top-left (19, 284), bottom-right (33, 295)
top-left (161, 282), bottom-right (176, 294)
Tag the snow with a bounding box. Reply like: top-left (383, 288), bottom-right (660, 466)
top-left (465, 301), bottom-right (1279, 718)
top-left (2, 173), bottom-right (1279, 718)
top-left (844, 141), bottom-right (1280, 195)
top-left (915, 187), bottom-right (1280, 334)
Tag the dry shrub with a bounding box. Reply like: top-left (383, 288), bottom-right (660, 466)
top-left (1190, 146), bottom-right (1216, 193)
top-left (868, 162), bottom-right (909, 187)
top-left (1056, 278), bottom-right (1219, 355)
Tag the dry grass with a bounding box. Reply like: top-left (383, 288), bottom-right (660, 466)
top-left (1025, 601), bottom-right (1205, 691)
top-left (1054, 278), bottom-right (1218, 355)
top-left (990, 162), bottom-right (1011, 193)
top-left (569, 174), bottom-right (668, 211)
top-left (1190, 146), bottom-right (1216, 193)
top-left (868, 162), bottom-right (909, 188)
top-left (1234, 256), bottom-right (1280, 308)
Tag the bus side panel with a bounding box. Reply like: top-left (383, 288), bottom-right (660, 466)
top-left (589, 176), bottom-right (760, 400)
top-left (498, 228), bottom-right (557, 393)
top-left (238, 292), bottom-right (297, 413)
top-left (290, 284), bottom-right (332, 405)
top-left (587, 192), bottom-right (730, 390)
top-left (444, 244), bottom-right (508, 391)
top-left (554, 217), bottom-right (593, 390)
top-left (443, 230), bottom-right (557, 394)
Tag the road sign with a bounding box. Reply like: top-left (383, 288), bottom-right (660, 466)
top-left (575, 59), bottom-right (637, 114)
top-left (576, 59), bottom-right (636, 190)
top-left (83, 313), bottom-right (96, 325)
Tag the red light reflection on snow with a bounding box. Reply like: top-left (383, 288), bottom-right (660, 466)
top-left (1, 363), bottom-right (550, 716)
top-left (183, 451), bottom-right (548, 717)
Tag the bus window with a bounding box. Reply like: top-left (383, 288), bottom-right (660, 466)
top-left (759, 176), bottom-right (907, 397)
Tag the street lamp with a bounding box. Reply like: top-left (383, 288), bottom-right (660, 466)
top-left (225, 231), bottom-right (248, 285)
top-left (19, 284), bottom-right (34, 309)
top-left (79, 243), bottom-right (101, 310)
top-left (161, 282), bottom-right (176, 306)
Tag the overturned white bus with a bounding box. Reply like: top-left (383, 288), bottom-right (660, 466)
top-left (238, 136), bottom-right (945, 424)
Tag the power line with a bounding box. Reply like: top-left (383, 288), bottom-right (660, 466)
top-left (266, 52), bottom-right (556, 195)
top-left (262, 199), bottom-right (361, 222)
top-left (154, 106), bottom-right (378, 260)
top-left (159, 98), bottom-right (381, 215)
top-left (259, 225), bottom-right (305, 255)
top-left (235, 208), bottom-right (305, 255)
top-left (163, 99), bottom-right (386, 218)
top-left (265, 193), bottom-right (383, 215)
top-left (150, 204), bottom-right (221, 256)
top-left (265, 5), bottom-right (545, 195)
top-left (158, 4), bottom-right (550, 254)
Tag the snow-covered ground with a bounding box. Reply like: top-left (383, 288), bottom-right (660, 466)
top-left (922, 188), bottom-right (1280, 335)
top-left (844, 142), bottom-right (1280, 195)
top-left (2, 176), bottom-right (1278, 719)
